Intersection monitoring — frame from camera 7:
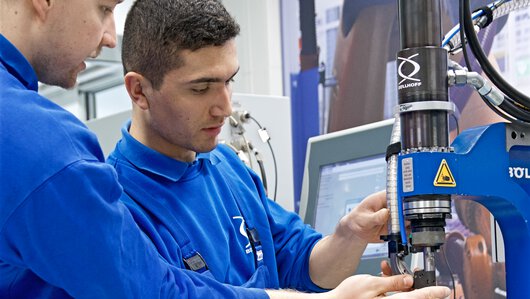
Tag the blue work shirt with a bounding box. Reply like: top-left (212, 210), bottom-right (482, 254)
top-left (0, 34), bottom-right (267, 299)
top-left (107, 122), bottom-right (326, 292)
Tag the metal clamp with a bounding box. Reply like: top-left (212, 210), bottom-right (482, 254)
top-left (394, 101), bottom-right (456, 115)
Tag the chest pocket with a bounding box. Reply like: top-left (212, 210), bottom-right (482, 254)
top-left (121, 177), bottom-right (209, 272)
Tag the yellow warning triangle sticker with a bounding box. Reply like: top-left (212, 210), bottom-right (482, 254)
top-left (433, 159), bottom-right (456, 187)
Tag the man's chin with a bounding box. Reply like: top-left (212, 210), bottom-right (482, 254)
top-left (64, 80), bottom-right (78, 90)
top-left (56, 81), bottom-right (77, 90)
top-left (60, 68), bottom-right (82, 89)
top-left (197, 143), bottom-right (218, 154)
top-left (40, 76), bottom-right (78, 90)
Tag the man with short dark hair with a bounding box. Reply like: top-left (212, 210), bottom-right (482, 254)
top-left (108, 1), bottom-right (451, 298)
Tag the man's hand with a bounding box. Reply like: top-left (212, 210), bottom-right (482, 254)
top-left (266, 274), bottom-right (451, 299)
top-left (381, 260), bottom-right (394, 277)
top-left (309, 190), bottom-right (390, 288)
top-left (328, 274), bottom-right (450, 299)
top-left (337, 190), bottom-right (388, 243)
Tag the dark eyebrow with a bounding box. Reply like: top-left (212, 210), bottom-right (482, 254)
top-left (188, 67), bottom-right (240, 84)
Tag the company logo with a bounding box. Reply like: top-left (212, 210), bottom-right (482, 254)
top-left (398, 53), bottom-right (422, 90)
top-left (232, 216), bottom-right (252, 254)
top-left (509, 167), bottom-right (530, 179)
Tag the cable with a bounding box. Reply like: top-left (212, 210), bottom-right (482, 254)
top-left (248, 115), bottom-right (279, 202)
top-left (459, 0), bottom-right (473, 71)
top-left (443, 5), bottom-right (489, 49)
top-left (456, 0), bottom-right (530, 125)
top-left (265, 141), bottom-right (278, 202)
top-left (255, 154), bottom-right (268, 193)
top-left (449, 0), bottom-right (530, 125)
top-left (444, 1), bottom-right (513, 53)
top-left (451, 113), bottom-right (460, 136)
top-left (251, 145), bottom-right (269, 194)
top-left (493, 0), bottom-right (530, 20)
top-left (441, 247), bottom-right (457, 299)
top-left (493, 218), bottom-right (499, 263)
top-left (463, 0), bottom-right (530, 116)
top-left (240, 134), bottom-right (254, 169)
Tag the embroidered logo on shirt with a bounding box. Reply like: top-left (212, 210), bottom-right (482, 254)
top-left (232, 216), bottom-right (252, 254)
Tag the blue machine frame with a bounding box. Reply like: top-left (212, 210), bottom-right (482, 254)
top-left (397, 122), bottom-right (530, 298)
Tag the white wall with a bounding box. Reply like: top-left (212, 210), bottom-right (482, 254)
top-left (114, 0), bottom-right (134, 35)
top-left (217, 1), bottom-right (284, 95)
top-left (114, 0), bottom-right (284, 96)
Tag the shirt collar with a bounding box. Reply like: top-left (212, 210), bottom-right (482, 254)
top-left (117, 120), bottom-right (219, 182)
top-left (0, 34), bottom-right (38, 91)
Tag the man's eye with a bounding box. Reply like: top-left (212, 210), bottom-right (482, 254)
top-left (192, 87), bottom-right (208, 94)
top-left (102, 6), bottom-right (113, 14)
top-left (191, 83), bottom-right (209, 94)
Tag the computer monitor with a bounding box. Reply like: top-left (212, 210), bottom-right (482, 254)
top-left (299, 118), bottom-right (395, 275)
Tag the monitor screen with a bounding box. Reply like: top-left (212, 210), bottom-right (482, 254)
top-left (314, 154), bottom-right (388, 259)
top-left (298, 119), bottom-right (394, 274)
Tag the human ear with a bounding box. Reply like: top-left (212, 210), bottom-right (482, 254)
top-left (124, 72), bottom-right (153, 110)
top-left (31, 0), bottom-right (52, 21)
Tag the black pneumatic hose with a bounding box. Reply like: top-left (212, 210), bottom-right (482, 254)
top-left (463, 0), bottom-right (530, 112)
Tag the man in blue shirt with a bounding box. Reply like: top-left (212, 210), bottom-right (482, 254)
top-left (0, 0), bottom-right (449, 298)
top-left (0, 0), bottom-right (272, 298)
top-left (108, 0), bottom-right (450, 298)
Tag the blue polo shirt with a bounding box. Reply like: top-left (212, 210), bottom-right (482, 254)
top-left (107, 122), bottom-right (325, 292)
top-left (0, 34), bottom-right (267, 298)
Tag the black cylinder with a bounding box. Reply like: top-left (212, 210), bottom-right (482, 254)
top-left (397, 0), bottom-right (449, 150)
top-left (399, 0), bottom-right (442, 48)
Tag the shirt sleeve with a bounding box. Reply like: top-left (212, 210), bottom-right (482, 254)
top-left (268, 200), bottom-right (328, 292)
top-left (0, 160), bottom-right (268, 299)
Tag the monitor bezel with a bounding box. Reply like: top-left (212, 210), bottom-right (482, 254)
top-left (298, 118), bottom-right (395, 275)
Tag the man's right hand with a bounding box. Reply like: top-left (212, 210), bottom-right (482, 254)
top-left (266, 274), bottom-right (450, 299)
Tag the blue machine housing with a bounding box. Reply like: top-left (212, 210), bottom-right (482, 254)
top-left (397, 122), bottom-right (530, 298)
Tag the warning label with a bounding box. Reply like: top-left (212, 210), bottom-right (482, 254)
top-left (433, 159), bottom-right (456, 187)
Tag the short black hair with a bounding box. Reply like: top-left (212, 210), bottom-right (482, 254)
top-left (122, 0), bottom-right (240, 89)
